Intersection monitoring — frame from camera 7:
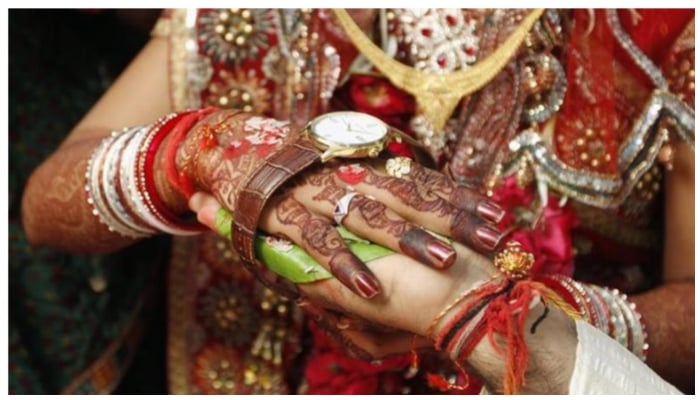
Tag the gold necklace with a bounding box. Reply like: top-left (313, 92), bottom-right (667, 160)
top-left (333, 9), bottom-right (544, 131)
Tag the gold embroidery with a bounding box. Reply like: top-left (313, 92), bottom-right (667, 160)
top-left (206, 69), bottom-right (271, 114)
top-left (167, 9), bottom-right (190, 111)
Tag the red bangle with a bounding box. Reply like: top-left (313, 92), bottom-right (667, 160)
top-left (138, 111), bottom-right (205, 234)
top-left (162, 107), bottom-right (219, 199)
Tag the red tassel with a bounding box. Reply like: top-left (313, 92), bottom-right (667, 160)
top-left (481, 281), bottom-right (538, 394)
top-left (437, 242), bottom-right (578, 394)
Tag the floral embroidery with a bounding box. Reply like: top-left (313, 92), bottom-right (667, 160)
top-left (223, 117), bottom-right (289, 159)
top-left (205, 69), bottom-right (271, 114)
top-left (303, 321), bottom-right (413, 394)
top-left (192, 344), bottom-right (249, 394)
top-left (194, 261), bottom-right (212, 289)
top-left (197, 9), bottom-right (275, 65)
top-left (197, 281), bottom-right (259, 346)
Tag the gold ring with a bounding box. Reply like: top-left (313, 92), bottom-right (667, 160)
top-left (385, 156), bottom-right (412, 179)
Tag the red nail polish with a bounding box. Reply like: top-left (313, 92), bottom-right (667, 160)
top-left (477, 201), bottom-right (506, 224)
top-left (354, 272), bottom-right (381, 298)
top-left (426, 239), bottom-right (456, 267)
top-left (475, 225), bottom-right (502, 250)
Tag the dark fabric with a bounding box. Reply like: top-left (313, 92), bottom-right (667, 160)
top-left (8, 9), bottom-right (163, 394)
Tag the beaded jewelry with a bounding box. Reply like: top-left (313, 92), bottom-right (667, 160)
top-left (85, 110), bottom-right (210, 237)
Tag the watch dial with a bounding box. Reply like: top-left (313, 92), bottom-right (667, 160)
top-left (312, 112), bottom-right (387, 146)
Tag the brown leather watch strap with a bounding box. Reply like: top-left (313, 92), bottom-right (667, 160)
top-left (231, 136), bottom-right (321, 298)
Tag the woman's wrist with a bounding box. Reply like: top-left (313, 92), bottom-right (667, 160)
top-left (84, 110), bottom-right (228, 237)
top-left (155, 107), bottom-right (222, 212)
top-left (153, 131), bottom-right (191, 215)
top-left (171, 109), bottom-right (250, 204)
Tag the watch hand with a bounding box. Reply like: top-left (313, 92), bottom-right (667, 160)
top-left (348, 123), bottom-right (369, 134)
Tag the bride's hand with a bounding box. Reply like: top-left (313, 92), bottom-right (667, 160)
top-left (182, 111), bottom-right (506, 299)
top-left (189, 156), bottom-right (506, 300)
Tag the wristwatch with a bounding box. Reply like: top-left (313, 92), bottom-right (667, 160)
top-left (306, 111), bottom-right (389, 161)
top-left (231, 111), bottom-right (394, 297)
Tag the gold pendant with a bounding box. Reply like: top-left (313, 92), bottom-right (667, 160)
top-left (334, 8), bottom-right (544, 131)
top-left (415, 90), bottom-right (463, 133)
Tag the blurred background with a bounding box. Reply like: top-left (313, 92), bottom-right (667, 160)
top-left (8, 10), bottom-right (165, 394)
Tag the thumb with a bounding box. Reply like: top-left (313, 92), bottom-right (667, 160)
top-left (188, 192), bottom-right (229, 236)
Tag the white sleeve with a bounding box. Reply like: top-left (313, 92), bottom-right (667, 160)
top-left (568, 319), bottom-right (682, 395)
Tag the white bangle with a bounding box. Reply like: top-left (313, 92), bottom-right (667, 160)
top-left (101, 127), bottom-right (155, 237)
top-left (86, 132), bottom-right (145, 238)
top-left (120, 126), bottom-right (177, 234)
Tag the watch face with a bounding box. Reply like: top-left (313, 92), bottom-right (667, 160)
top-left (310, 111), bottom-right (387, 147)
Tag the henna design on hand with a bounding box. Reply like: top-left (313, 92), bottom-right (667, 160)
top-left (275, 196), bottom-right (343, 256)
top-left (410, 163), bottom-right (475, 205)
top-left (363, 168), bottom-right (452, 216)
top-left (362, 168), bottom-right (503, 252)
top-left (178, 111), bottom-right (307, 231)
top-left (406, 163), bottom-right (505, 224)
top-left (274, 195), bottom-right (381, 298)
top-left (353, 196), bottom-right (410, 236)
top-left (302, 167), bottom-right (457, 268)
top-left (22, 139), bottom-right (134, 252)
top-left (311, 184), bottom-right (347, 205)
top-left (299, 163), bottom-right (339, 187)
top-left (353, 196), bottom-right (456, 267)
top-left (398, 228), bottom-right (457, 268)
top-left (306, 168), bottom-right (412, 236)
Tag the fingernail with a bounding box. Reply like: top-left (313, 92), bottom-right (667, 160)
top-left (477, 201), bottom-right (506, 224)
top-left (354, 272), bottom-right (381, 299)
top-left (188, 192), bottom-right (207, 211)
top-left (475, 225), bottom-right (502, 250)
top-left (399, 229), bottom-right (455, 269)
top-left (426, 239), bottom-right (456, 267)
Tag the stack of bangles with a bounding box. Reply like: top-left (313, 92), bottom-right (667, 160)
top-left (538, 274), bottom-right (649, 361)
top-left (85, 108), bottom-right (218, 237)
top-left (423, 241), bottom-right (649, 394)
